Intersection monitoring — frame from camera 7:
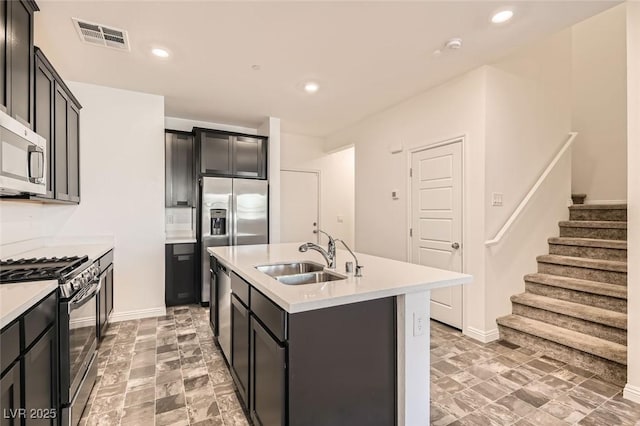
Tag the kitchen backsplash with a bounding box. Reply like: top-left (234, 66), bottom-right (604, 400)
top-left (165, 207), bottom-right (195, 235)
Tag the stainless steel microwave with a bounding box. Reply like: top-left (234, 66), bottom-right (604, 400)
top-left (0, 109), bottom-right (46, 195)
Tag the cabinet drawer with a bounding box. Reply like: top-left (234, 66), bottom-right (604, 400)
top-left (0, 321), bottom-right (20, 374)
top-left (172, 244), bottom-right (194, 256)
top-left (231, 272), bottom-right (249, 306)
top-left (24, 291), bottom-right (56, 349)
top-left (251, 289), bottom-right (287, 342)
top-left (99, 249), bottom-right (114, 273)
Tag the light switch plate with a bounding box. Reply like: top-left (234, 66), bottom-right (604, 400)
top-left (492, 192), bottom-right (503, 207)
top-left (392, 190), bottom-right (399, 200)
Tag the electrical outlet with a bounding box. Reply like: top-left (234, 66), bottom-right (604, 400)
top-left (337, 215), bottom-right (344, 223)
top-left (413, 311), bottom-right (427, 336)
top-left (392, 190), bottom-right (399, 200)
top-left (492, 192), bottom-right (503, 207)
top-left (167, 215), bottom-right (174, 224)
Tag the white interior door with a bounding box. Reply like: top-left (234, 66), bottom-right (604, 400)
top-left (411, 141), bottom-right (463, 329)
top-left (280, 169), bottom-right (319, 243)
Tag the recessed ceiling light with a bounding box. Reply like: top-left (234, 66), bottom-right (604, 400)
top-left (445, 38), bottom-right (463, 50)
top-left (304, 81), bottom-right (319, 93)
top-left (491, 10), bottom-right (514, 24)
top-left (251, 64), bottom-right (261, 71)
top-left (152, 48), bottom-right (169, 58)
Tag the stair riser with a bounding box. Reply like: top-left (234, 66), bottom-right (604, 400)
top-left (511, 303), bottom-right (626, 345)
top-left (548, 243), bottom-right (627, 262)
top-left (498, 325), bottom-right (626, 386)
top-left (538, 262), bottom-right (627, 285)
top-left (570, 210), bottom-right (627, 221)
top-left (525, 282), bottom-right (627, 313)
top-left (560, 226), bottom-right (627, 241)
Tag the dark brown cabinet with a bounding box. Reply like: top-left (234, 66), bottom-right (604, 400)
top-left (0, 361), bottom-right (21, 426)
top-left (250, 317), bottom-right (285, 426)
top-left (23, 325), bottom-right (57, 425)
top-left (165, 131), bottom-right (195, 207)
top-left (0, 0), bottom-right (38, 128)
top-left (196, 129), bottom-right (267, 179)
top-left (230, 294), bottom-right (250, 408)
top-left (97, 250), bottom-right (114, 341)
top-left (33, 47), bottom-right (81, 204)
top-left (0, 290), bottom-right (58, 426)
top-left (165, 244), bottom-right (196, 306)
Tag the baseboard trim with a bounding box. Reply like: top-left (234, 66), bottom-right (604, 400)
top-left (623, 384), bottom-right (640, 403)
top-left (109, 306), bottom-right (167, 323)
top-left (465, 326), bottom-right (499, 343)
top-left (584, 199), bottom-right (627, 205)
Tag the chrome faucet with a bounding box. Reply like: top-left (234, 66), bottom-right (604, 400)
top-left (298, 230), bottom-right (336, 268)
top-left (335, 239), bottom-right (363, 277)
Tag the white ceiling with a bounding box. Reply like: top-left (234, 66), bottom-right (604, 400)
top-left (35, 1), bottom-right (618, 136)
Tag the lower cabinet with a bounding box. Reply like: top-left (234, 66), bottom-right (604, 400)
top-left (97, 250), bottom-right (114, 341)
top-left (0, 361), bottom-right (21, 426)
top-left (0, 291), bottom-right (58, 426)
top-left (250, 317), bottom-right (285, 426)
top-left (165, 244), bottom-right (196, 306)
top-left (24, 325), bottom-right (57, 425)
top-left (230, 295), bottom-right (250, 407)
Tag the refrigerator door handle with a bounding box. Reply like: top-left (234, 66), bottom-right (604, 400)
top-left (232, 192), bottom-right (238, 245)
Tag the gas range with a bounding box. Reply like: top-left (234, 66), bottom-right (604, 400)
top-left (0, 255), bottom-right (99, 299)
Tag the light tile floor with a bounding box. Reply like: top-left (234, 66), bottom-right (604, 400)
top-left (81, 306), bottom-right (640, 425)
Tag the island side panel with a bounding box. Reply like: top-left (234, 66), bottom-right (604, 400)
top-left (288, 297), bottom-right (397, 426)
top-left (397, 291), bottom-right (431, 426)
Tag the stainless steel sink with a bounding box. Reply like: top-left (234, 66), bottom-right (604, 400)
top-left (255, 261), bottom-right (325, 278)
top-left (276, 271), bottom-right (347, 285)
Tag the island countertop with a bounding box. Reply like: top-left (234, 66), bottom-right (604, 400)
top-left (208, 242), bottom-right (472, 313)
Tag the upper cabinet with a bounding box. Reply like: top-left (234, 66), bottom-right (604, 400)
top-left (165, 130), bottom-right (195, 207)
top-left (34, 47), bottom-right (81, 204)
top-left (196, 128), bottom-right (267, 179)
top-left (0, 0), bottom-right (38, 129)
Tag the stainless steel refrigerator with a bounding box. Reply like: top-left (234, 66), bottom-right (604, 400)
top-left (200, 177), bottom-right (268, 302)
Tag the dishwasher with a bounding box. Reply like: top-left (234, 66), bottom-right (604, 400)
top-left (216, 263), bottom-right (232, 362)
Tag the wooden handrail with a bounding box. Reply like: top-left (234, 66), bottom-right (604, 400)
top-left (485, 132), bottom-right (578, 247)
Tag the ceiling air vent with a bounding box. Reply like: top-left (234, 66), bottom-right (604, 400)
top-left (72, 18), bottom-right (130, 51)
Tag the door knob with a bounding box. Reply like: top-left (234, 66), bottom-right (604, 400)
top-left (451, 242), bottom-right (460, 249)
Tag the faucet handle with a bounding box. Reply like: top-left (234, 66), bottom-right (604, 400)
top-left (355, 265), bottom-right (363, 277)
top-left (345, 261), bottom-right (353, 273)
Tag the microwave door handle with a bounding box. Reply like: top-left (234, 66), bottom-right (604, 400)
top-left (27, 146), bottom-right (44, 183)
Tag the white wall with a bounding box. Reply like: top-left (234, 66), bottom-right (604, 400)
top-left (0, 201), bottom-right (45, 248)
top-left (325, 68), bottom-right (489, 338)
top-left (624, 1), bottom-right (640, 405)
top-left (483, 29), bottom-right (573, 331)
top-left (280, 132), bottom-right (355, 247)
top-left (44, 82), bottom-right (166, 319)
top-left (571, 5), bottom-right (627, 203)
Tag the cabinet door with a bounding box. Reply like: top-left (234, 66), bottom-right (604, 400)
top-left (230, 295), bottom-right (249, 407)
top-left (0, 360), bottom-right (21, 426)
top-left (8, 0), bottom-right (33, 128)
top-left (97, 272), bottom-right (107, 340)
top-left (24, 326), bottom-right (57, 426)
top-left (233, 136), bottom-right (265, 178)
top-left (165, 132), bottom-right (194, 207)
top-left (209, 259), bottom-right (218, 336)
top-left (200, 131), bottom-right (232, 175)
top-left (106, 266), bottom-right (114, 317)
top-left (54, 85), bottom-right (69, 201)
top-left (0, 0), bottom-right (7, 112)
top-left (67, 103), bottom-right (80, 203)
top-left (34, 54), bottom-right (55, 199)
top-left (250, 317), bottom-right (285, 426)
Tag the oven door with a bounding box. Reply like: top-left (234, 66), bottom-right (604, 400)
top-left (66, 282), bottom-right (99, 401)
top-left (0, 109), bottom-right (46, 195)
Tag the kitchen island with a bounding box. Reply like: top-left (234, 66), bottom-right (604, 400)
top-left (208, 242), bottom-right (472, 426)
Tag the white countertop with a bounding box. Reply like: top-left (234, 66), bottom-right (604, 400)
top-left (0, 280), bottom-right (58, 329)
top-left (208, 243), bottom-right (472, 313)
top-left (166, 237), bottom-right (197, 245)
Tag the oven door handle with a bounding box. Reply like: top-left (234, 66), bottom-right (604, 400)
top-left (69, 281), bottom-right (100, 312)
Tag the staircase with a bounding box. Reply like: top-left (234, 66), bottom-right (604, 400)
top-left (497, 203), bottom-right (628, 386)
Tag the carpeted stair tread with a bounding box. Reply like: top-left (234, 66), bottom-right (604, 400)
top-left (537, 254), bottom-right (627, 273)
top-left (511, 293), bottom-right (627, 329)
top-left (525, 273), bottom-right (627, 299)
top-left (569, 204), bottom-right (627, 210)
top-left (496, 315), bottom-right (627, 365)
top-left (547, 237), bottom-right (627, 250)
top-left (559, 220), bottom-right (627, 229)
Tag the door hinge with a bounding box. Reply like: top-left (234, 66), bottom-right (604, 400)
top-left (409, 168), bottom-right (412, 178)
top-left (409, 228), bottom-right (413, 237)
